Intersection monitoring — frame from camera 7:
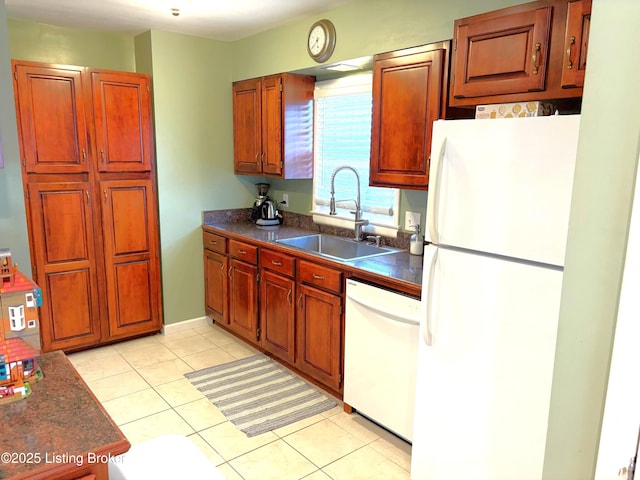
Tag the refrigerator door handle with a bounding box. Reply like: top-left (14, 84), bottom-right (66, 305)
top-left (427, 137), bottom-right (446, 244)
top-left (422, 244), bottom-right (438, 346)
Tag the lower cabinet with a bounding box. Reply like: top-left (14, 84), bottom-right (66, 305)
top-left (295, 283), bottom-right (343, 392)
top-left (101, 179), bottom-right (161, 339)
top-left (27, 182), bottom-right (102, 351)
top-left (203, 231), bottom-right (228, 324)
top-left (260, 249), bottom-right (296, 363)
top-left (203, 229), bottom-right (345, 394)
top-left (228, 240), bottom-right (259, 342)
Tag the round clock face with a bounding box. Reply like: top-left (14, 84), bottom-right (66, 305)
top-left (308, 25), bottom-right (326, 56)
top-left (307, 19), bottom-right (336, 63)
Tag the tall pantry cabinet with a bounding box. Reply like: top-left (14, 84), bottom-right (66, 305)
top-left (12, 60), bottom-right (163, 352)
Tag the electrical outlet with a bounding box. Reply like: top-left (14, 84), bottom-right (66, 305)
top-left (405, 211), bottom-right (421, 230)
top-left (282, 193), bottom-right (289, 206)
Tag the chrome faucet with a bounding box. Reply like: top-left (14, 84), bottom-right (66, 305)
top-left (329, 166), bottom-right (369, 241)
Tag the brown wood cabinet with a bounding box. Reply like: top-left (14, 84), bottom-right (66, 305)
top-left (13, 64), bottom-right (90, 174)
top-left (100, 179), bottom-right (160, 339)
top-left (450, 0), bottom-right (589, 107)
top-left (227, 240), bottom-right (259, 342)
top-left (295, 260), bottom-right (343, 392)
top-left (370, 41), bottom-right (450, 190)
top-left (232, 73), bottom-right (315, 179)
top-left (90, 70), bottom-right (153, 173)
top-left (259, 249), bottom-right (296, 363)
top-left (13, 60), bottom-right (162, 352)
top-left (561, 0), bottom-right (591, 88)
top-left (26, 181), bottom-right (102, 351)
top-left (202, 228), bottom-right (345, 395)
top-left (203, 231), bottom-right (228, 324)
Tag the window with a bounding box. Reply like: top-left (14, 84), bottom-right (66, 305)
top-left (9, 305), bottom-right (25, 331)
top-left (312, 74), bottom-right (400, 237)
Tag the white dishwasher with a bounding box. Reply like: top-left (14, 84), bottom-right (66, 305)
top-left (344, 278), bottom-right (420, 442)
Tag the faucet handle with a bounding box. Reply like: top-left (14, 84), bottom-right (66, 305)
top-left (366, 235), bottom-right (382, 247)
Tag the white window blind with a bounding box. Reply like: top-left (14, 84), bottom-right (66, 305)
top-left (312, 74), bottom-right (400, 235)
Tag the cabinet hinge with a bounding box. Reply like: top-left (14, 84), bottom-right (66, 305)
top-left (256, 272), bottom-right (260, 283)
top-left (256, 327), bottom-right (261, 341)
top-left (25, 189), bottom-right (29, 199)
top-left (14, 71), bottom-right (17, 80)
top-left (22, 158), bottom-right (26, 167)
top-left (279, 79), bottom-right (283, 92)
top-left (453, 38), bottom-right (457, 51)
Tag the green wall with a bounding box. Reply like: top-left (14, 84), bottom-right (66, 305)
top-left (139, 30), bottom-right (256, 325)
top-left (0, 1), bottom-right (30, 271)
top-left (8, 18), bottom-right (135, 70)
top-left (543, 1), bottom-right (640, 478)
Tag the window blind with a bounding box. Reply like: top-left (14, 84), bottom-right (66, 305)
top-left (312, 74), bottom-right (399, 232)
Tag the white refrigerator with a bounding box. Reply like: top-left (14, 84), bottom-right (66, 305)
top-left (412, 115), bottom-right (581, 480)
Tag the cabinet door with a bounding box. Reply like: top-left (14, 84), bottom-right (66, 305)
top-left (261, 75), bottom-right (283, 176)
top-left (296, 283), bottom-right (342, 392)
top-left (91, 71), bottom-right (153, 172)
top-left (233, 78), bottom-right (263, 175)
top-left (370, 45), bottom-right (445, 190)
top-left (27, 182), bottom-right (101, 351)
top-left (13, 63), bottom-right (89, 174)
top-left (451, 5), bottom-right (552, 99)
top-left (205, 250), bottom-right (228, 324)
top-left (260, 269), bottom-right (295, 363)
top-left (561, 0), bottom-right (591, 88)
top-left (228, 258), bottom-right (259, 342)
top-left (100, 179), bottom-right (162, 338)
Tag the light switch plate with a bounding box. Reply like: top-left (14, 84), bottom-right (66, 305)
top-left (405, 211), bottom-right (421, 230)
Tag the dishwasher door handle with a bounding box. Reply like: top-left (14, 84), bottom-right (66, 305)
top-left (346, 290), bottom-right (419, 326)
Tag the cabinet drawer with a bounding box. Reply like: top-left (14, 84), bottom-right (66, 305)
top-left (298, 260), bottom-right (342, 294)
top-left (203, 231), bottom-right (227, 254)
top-left (260, 249), bottom-right (295, 277)
top-left (229, 239), bottom-right (258, 264)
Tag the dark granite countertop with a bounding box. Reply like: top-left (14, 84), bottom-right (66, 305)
top-left (0, 350), bottom-right (130, 479)
top-left (202, 220), bottom-right (424, 295)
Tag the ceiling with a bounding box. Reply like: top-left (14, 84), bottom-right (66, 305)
top-left (4, 0), bottom-right (356, 42)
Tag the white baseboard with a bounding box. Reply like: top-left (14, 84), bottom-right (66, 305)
top-left (162, 316), bottom-right (212, 335)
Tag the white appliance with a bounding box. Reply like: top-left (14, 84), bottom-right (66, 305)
top-left (412, 115), bottom-right (581, 480)
top-left (344, 278), bottom-right (420, 442)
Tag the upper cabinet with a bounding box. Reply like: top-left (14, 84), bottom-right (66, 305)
top-left (91, 71), bottom-right (154, 173)
top-left (370, 41), bottom-right (450, 190)
top-left (233, 73), bottom-right (315, 179)
top-left (561, 0), bottom-right (591, 88)
top-left (13, 64), bottom-right (90, 174)
top-left (450, 0), bottom-right (590, 107)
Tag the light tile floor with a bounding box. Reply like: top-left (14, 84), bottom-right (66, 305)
top-left (68, 322), bottom-right (412, 480)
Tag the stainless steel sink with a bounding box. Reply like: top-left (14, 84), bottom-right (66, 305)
top-left (276, 234), bottom-right (400, 262)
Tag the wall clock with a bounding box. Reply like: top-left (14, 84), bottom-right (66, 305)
top-left (307, 19), bottom-right (336, 63)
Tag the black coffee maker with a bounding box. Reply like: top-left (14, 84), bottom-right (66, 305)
top-left (250, 183), bottom-right (282, 225)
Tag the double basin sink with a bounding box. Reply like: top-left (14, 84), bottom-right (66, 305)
top-left (276, 233), bottom-right (401, 262)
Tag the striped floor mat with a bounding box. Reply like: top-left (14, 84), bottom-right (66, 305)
top-left (184, 354), bottom-right (336, 437)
